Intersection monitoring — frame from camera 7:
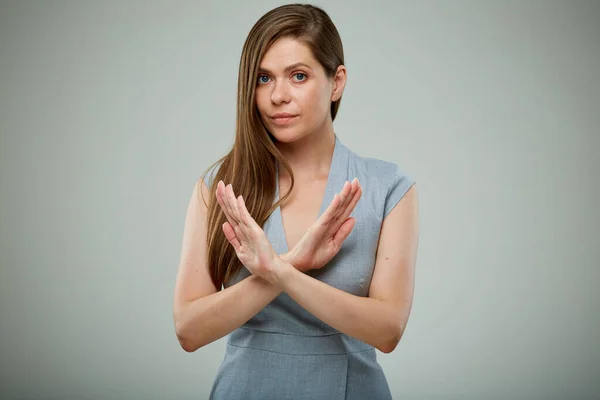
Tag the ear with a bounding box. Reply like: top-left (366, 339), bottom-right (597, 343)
top-left (331, 65), bottom-right (347, 102)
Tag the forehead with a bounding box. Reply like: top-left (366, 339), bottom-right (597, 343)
top-left (259, 37), bottom-right (317, 70)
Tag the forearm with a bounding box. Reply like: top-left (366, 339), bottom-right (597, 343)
top-left (273, 263), bottom-right (405, 353)
top-left (176, 263), bottom-right (287, 352)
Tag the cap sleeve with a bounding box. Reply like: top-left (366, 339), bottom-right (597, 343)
top-left (202, 160), bottom-right (223, 189)
top-left (383, 164), bottom-right (415, 219)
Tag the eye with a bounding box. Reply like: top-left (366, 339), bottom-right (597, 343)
top-left (257, 75), bottom-right (270, 85)
top-left (293, 72), bottom-right (307, 82)
top-left (257, 72), bottom-right (307, 85)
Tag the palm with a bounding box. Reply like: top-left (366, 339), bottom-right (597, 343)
top-left (288, 179), bottom-right (362, 272)
top-left (215, 181), bottom-right (280, 280)
top-left (236, 226), bottom-right (278, 276)
top-left (290, 227), bottom-right (342, 272)
top-left (215, 178), bottom-right (362, 278)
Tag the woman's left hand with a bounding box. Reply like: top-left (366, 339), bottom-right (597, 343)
top-left (215, 180), bottom-right (283, 284)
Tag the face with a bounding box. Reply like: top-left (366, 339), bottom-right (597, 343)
top-left (255, 37), bottom-right (345, 143)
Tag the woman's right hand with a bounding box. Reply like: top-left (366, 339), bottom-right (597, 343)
top-left (283, 178), bottom-right (362, 273)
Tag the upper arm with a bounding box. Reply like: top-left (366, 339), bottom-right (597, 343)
top-left (369, 183), bottom-right (419, 323)
top-left (173, 179), bottom-right (218, 317)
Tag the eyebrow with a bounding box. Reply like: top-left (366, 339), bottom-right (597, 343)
top-left (258, 62), bottom-right (313, 74)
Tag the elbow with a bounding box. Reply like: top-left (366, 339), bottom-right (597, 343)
top-left (175, 326), bottom-right (195, 352)
top-left (377, 324), bottom-right (404, 354)
top-left (175, 318), bottom-right (203, 353)
top-left (378, 336), bottom-right (400, 354)
top-left (177, 330), bottom-right (206, 353)
top-left (177, 333), bottom-right (200, 353)
top-left (181, 341), bottom-right (200, 353)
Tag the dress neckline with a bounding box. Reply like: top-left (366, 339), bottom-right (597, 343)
top-left (274, 134), bottom-right (344, 254)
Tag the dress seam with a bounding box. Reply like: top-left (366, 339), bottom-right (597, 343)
top-left (227, 342), bottom-right (374, 356)
top-left (238, 326), bottom-right (343, 337)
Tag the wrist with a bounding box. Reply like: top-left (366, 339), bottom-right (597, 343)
top-left (270, 258), bottom-right (295, 288)
top-left (280, 251), bottom-right (291, 264)
top-left (280, 249), bottom-right (296, 265)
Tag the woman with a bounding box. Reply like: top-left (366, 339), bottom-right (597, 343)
top-left (173, 4), bottom-right (419, 399)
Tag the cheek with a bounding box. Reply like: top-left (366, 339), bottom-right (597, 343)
top-left (300, 87), bottom-right (330, 118)
top-left (255, 91), bottom-right (267, 113)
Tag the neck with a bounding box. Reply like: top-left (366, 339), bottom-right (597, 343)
top-left (275, 126), bottom-right (336, 181)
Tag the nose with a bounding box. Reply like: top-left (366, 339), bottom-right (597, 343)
top-left (270, 79), bottom-right (291, 105)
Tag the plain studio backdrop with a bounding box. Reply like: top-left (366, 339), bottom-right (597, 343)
top-left (1, 0), bottom-right (598, 399)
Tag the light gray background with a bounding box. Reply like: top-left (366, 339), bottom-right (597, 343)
top-left (1, 0), bottom-right (598, 399)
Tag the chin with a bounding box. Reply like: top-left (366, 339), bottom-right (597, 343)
top-left (268, 129), bottom-right (305, 144)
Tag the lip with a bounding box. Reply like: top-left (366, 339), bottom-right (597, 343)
top-left (271, 115), bottom-right (298, 125)
top-left (271, 113), bottom-right (296, 118)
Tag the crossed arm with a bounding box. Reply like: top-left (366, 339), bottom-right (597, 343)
top-left (215, 179), bottom-right (419, 353)
top-left (173, 178), bottom-right (419, 353)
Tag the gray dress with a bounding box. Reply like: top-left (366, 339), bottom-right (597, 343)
top-left (204, 134), bottom-right (415, 400)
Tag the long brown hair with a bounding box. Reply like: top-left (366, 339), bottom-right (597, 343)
top-left (199, 4), bottom-right (345, 289)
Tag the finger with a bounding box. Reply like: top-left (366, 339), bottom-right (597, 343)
top-left (332, 217), bottom-right (356, 248)
top-left (342, 183), bottom-right (362, 218)
top-left (217, 181), bottom-right (236, 222)
top-left (236, 195), bottom-right (254, 227)
top-left (216, 181), bottom-right (237, 228)
top-left (225, 186), bottom-right (251, 243)
top-left (333, 180), bottom-right (357, 222)
top-left (237, 195), bottom-right (262, 238)
top-left (317, 193), bottom-right (341, 225)
top-left (337, 179), bottom-right (358, 216)
top-left (233, 222), bottom-right (251, 245)
top-left (340, 183), bottom-right (362, 220)
top-left (222, 222), bottom-right (242, 252)
top-left (335, 181), bottom-right (352, 215)
top-left (225, 184), bottom-right (243, 223)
